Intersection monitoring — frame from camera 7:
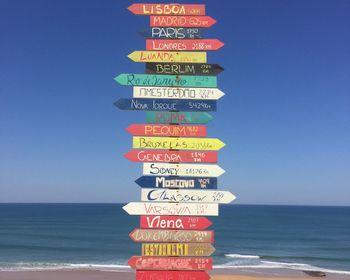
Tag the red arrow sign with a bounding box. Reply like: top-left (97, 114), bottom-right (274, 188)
top-left (140, 216), bottom-right (212, 230)
top-left (150, 16), bottom-right (216, 28)
top-left (124, 150), bottom-right (218, 163)
top-left (146, 39), bottom-right (224, 51)
top-left (136, 271), bottom-right (210, 280)
top-left (128, 256), bottom-right (213, 270)
top-left (126, 124), bottom-right (207, 137)
top-left (128, 4), bottom-right (205, 16)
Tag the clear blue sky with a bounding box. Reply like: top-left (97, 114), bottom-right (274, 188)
top-left (0, 0), bottom-right (349, 205)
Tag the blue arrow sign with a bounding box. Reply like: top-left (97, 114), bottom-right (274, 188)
top-left (114, 99), bottom-right (216, 112)
top-left (135, 176), bottom-right (218, 189)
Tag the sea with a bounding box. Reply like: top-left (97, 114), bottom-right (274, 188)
top-left (0, 204), bottom-right (349, 277)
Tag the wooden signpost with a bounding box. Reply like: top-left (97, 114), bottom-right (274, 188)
top-left (136, 271), bottom-right (210, 280)
top-left (128, 256), bottom-right (213, 270)
top-left (146, 39), bottom-right (224, 51)
top-left (128, 51), bottom-right (207, 63)
top-left (128, 4), bottom-right (206, 16)
top-left (139, 28), bottom-right (204, 39)
top-left (135, 176), bottom-right (218, 189)
top-left (126, 124), bottom-right (207, 137)
top-left (146, 112), bottom-right (213, 124)
top-left (140, 216), bottom-right (213, 230)
top-left (133, 86), bottom-right (225, 100)
top-left (146, 62), bottom-right (224, 76)
top-left (150, 16), bottom-right (217, 28)
top-left (142, 242), bottom-right (215, 256)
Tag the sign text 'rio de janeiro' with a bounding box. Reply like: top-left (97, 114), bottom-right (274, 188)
top-left (135, 176), bottom-right (218, 189)
top-left (140, 216), bottom-right (212, 230)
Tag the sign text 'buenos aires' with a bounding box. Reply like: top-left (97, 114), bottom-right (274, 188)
top-left (146, 62), bottom-right (224, 76)
top-left (136, 271), bottom-right (210, 280)
top-left (146, 112), bottom-right (213, 124)
top-left (142, 242), bottom-right (215, 257)
top-left (128, 51), bottom-right (206, 63)
top-left (140, 216), bottom-right (212, 230)
top-left (139, 28), bottom-right (203, 39)
top-left (126, 124), bottom-right (207, 137)
top-left (135, 176), bottom-right (218, 189)
top-left (128, 4), bottom-right (205, 16)
top-left (146, 39), bottom-right (224, 51)
top-left (150, 16), bottom-right (216, 28)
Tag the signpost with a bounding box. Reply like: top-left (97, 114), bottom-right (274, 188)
top-left (122, 202), bottom-right (219, 216)
top-left (126, 124), bottom-right (207, 137)
top-left (133, 86), bottom-right (224, 100)
top-left (136, 271), bottom-right (210, 280)
top-left (140, 216), bottom-right (213, 230)
top-left (146, 62), bottom-right (224, 76)
top-left (139, 28), bottom-right (204, 39)
top-left (128, 256), bottom-right (213, 270)
top-left (146, 39), bottom-right (224, 51)
top-left (150, 16), bottom-right (217, 28)
top-left (146, 112), bottom-right (213, 124)
top-left (124, 150), bottom-right (218, 163)
top-left (128, 4), bottom-right (206, 16)
top-left (135, 176), bottom-right (218, 189)
top-left (141, 242), bottom-right (215, 256)
top-left (141, 189), bottom-right (236, 204)
top-left (129, 228), bottom-right (214, 243)
top-left (128, 51), bottom-right (207, 63)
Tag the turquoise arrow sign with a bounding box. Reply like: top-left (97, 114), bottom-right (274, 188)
top-left (114, 73), bottom-right (217, 88)
top-left (146, 112), bottom-right (214, 124)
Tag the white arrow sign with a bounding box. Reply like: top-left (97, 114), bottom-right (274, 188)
top-left (123, 202), bottom-right (219, 216)
top-left (143, 163), bottom-right (225, 178)
top-left (141, 189), bottom-right (236, 204)
top-left (133, 86), bottom-right (225, 100)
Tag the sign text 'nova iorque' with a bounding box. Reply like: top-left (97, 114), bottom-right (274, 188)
top-left (150, 16), bottom-right (216, 28)
top-left (142, 242), bottom-right (215, 257)
top-left (146, 62), bottom-right (224, 76)
top-left (123, 202), bottom-right (219, 216)
top-left (139, 28), bottom-right (204, 39)
top-left (146, 112), bottom-right (213, 124)
top-left (129, 228), bottom-right (214, 243)
top-left (136, 271), bottom-right (210, 280)
top-left (140, 216), bottom-right (212, 230)
top-left (135, 176), bottom-right (218, 189)
top-left (141, 189), bottom-right (236, 204)
top-left (114, 99), bottom-right (216, 112)
top-left (115, 73), bottom-right (216, 87)
top-left (128, 256), bottom-right (213, 270)
top-left (128, 4), bottom-right (205, 16)
top-left (128, 51), bottom-right (206, 63)
top-left (146, 39), bottom-right (224, 51)
top-left (126, 124), bottom-right (207, 137)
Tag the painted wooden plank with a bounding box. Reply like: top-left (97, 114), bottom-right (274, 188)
top-left (128, 256), bottom-right (213, 270)
top-left (140, 216), bottom-right (212, 230)
top-left (150, 16), bottom-right (216, 28)
top-left (122, 202), bottom-right (219, 216)
top-left (114, 74), bottom-right (216, 87)
top-left (126, 124), bottom-right (207, 137)
top-left (141, 189), bottom-right (236, 204)
top-left (146, 62), bottom-right (224, 76)
top-left (146, 39), bottom-right (224, 51)
top-left (128, 51), bottom-right (206, 63)
top-left (133, 86), bottom-right (224, 100)
top-left (139, 28), bottom-right (204, 39)
top-left (128, 4), bottom-right (205, 15)
top-left (141, 242), bottom-right (215, 256)
top-left (146, 112), bottom-right (213, 124)
top-left (136, 270), bottom-right (210, 280)
top-left (125, 150), bottom-right (217, 163)
top-left (135, 176), bottom-right (218, 189)
top-left (133, 136), bottom-right (225, 151)
top-left (129, 228), bottom-right (214, 243)
top-left (114, 99), bottom-right (216, 112)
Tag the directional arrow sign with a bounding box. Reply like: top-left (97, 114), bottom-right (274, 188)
top-left (143, 163), bottom-right (225, 177)
top-left (146, 39), bottom-right (224, 51)
top-left (128, 51), bottom-right (206, 63)
top-left (135, 176), bottom-right (218, 189)
top-left (136, 271), bottom-right (210, 280)
top-left (128, 4), bottom-right (205, 15)
top-left (133, 86), bottom-right (224, 100)
top-left (140, 216), bottom-right (213, 230)
top-left (126, 124), bottom-right (207, 137)
top-left (129, 229), bottom-right (214, 243)
top-left (142, 189), bottom-right (236, 204)
top-left (146, 63), bottom-right (224, 76)
top-left (146, 112), bottom-right (213, 124)
top-left (122, 202), bottom-right (219, 216)
top-left (125, 150), bottom-right (217, 163)
top-left (139, 28), bottom-right (204, 39)
top-left (142, 242), bottom-right (215, 256)
top-left (114, 99), bottom-right (216, 112)
top-left (114, 74), bottom-right (216, 87)
top-left (133, 136), bottom-right (225, 151)
top-left (151, 16), bottom-right (216, 28)
top-left (128, 256), bottom-right (213, 270)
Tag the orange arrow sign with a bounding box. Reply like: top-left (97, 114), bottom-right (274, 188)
top-left (128, 4), bottom-right (205, 15)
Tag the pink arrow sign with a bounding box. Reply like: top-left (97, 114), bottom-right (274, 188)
top-left (146, 39), bottom-right (224, 51)
top-left (150, 16), bottom-right (216, 28)
top-left (126, 124), bottom-right (207, 137)
top-left (128, 256), bottom-right (213, 270)
top-left (140, 216), bottom-right (212, 230)
top-left (136, 271), bottom-right (210, 280)
top-left (124, 150), bottom-right (218, 163)
top-left (128, 4), bottom-right (205, 16)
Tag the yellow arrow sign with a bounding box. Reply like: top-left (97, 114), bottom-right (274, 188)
top-left (128, 51), bottom-right (207, 63)
top-left (132, 136), bottom-right (225, 151)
